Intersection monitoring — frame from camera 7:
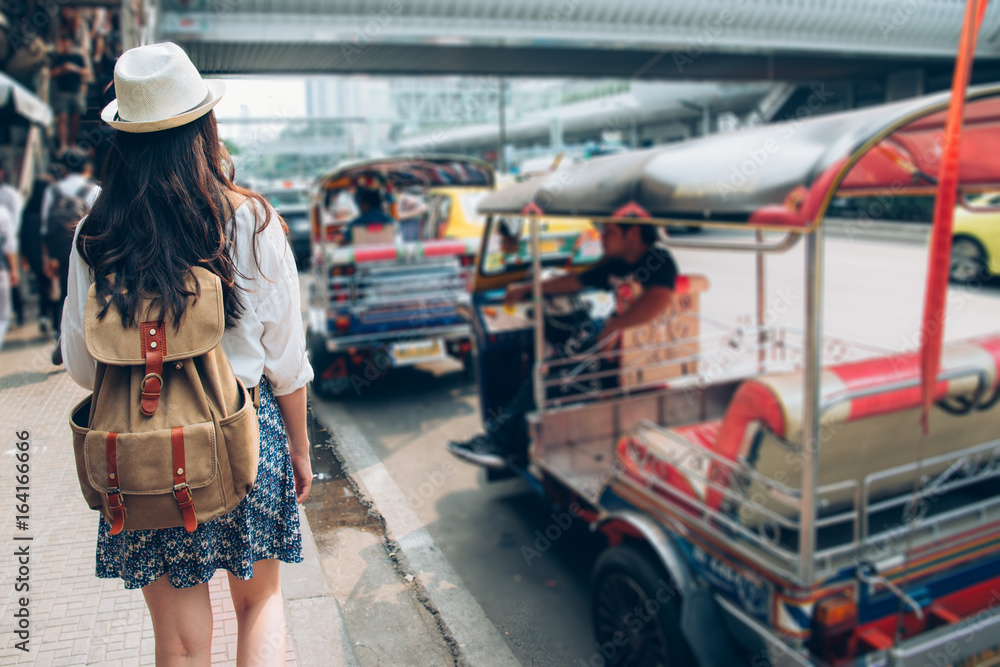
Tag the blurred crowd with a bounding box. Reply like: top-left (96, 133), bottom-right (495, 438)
top-left (0, 2), bottom-right (124, 353)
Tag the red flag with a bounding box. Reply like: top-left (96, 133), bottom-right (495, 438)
top-left (919, 0), bottom-right (989, 433)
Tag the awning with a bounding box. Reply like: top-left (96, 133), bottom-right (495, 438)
top-left (0, 72), bottom-right (53, 127)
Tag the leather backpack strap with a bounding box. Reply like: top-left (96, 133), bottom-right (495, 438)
top-left (105, 432), bottom-right (127, 535)
top-left (140, 321), bottom-right (166, 417)
top-left (171, 427), bottom-right (198, 532)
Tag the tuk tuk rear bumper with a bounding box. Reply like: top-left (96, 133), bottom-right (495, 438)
top-left (319, 323), bottom-right (471, 351)
top-left (717, 592), bottom-right (1000, 666)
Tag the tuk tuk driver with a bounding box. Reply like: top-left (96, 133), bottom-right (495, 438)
top-left (342, 186), bottom-right (394, 244)
top-left (448, 221), bottom-right (679, 470)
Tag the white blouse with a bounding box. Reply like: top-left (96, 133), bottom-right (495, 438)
top-left (62, 198), bottom-right (314, 396)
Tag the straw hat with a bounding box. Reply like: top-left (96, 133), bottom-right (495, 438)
top-left (101, 42), bottom-right (225, 133)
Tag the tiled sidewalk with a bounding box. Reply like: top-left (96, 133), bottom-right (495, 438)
top-left (0, 324), bottom-right (345, 666)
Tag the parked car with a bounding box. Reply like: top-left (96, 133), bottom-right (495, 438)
top-left (261, 183), bottom-right (311, 268)
top-left (952, 192), bottom-right (1000, 283)
top-left (421, 186), bottom-right (491, 240)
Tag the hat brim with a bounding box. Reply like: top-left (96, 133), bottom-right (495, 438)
top-left (101, 80), bottom-right (226, 133)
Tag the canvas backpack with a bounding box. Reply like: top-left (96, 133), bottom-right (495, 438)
top-left (69, 266), bottom-right (260, 534)
top-left (46, 182), bottom-right (93, 262)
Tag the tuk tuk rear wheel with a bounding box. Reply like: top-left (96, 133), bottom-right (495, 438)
top-left (590, 545), bottom-right (696, 667)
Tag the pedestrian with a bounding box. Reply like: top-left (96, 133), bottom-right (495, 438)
top-left (61, 42), bottom-right (313, 665)
top-left (42, 149), bottom-right (100, 364)
top-left (18, 175), bottom-right (55, 334)
top-left (50, 31), bottom-right (92, 153)
top-left (0, 203), bottom-right (19, 349)
top-left (0, 161), bottom-right (24, 326)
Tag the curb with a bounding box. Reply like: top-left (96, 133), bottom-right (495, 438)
top-left (314, 400), bottom-right (521, 667)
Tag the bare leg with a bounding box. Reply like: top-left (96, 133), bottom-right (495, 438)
top-left (228, 559), bottom-right (286, 667)
top-left (141, 575), bottom-right (213, 667)
top-left (57, 112), bottom-right (69, 152)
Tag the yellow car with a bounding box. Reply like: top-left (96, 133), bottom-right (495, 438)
top-left (423, 187), bottom-right (492, 240)
top-left (952, 193), bottom-right (1000, 283)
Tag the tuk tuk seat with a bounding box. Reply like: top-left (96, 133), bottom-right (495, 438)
top-left (617, 334), bottom-right (1000, 530)
top-left (350, 222), bottom-right (398, 245)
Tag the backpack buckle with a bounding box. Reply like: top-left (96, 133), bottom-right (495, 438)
top-left (139, 372), bottom-right (164, 417)
top-left (106, 487), bottom-right (127, 535)
top-left (140, 372), bottom-right (163, 393)
top-left (172, 483), bottom-right (198, 533)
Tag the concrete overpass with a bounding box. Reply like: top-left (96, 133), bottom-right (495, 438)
top-left (156, 0), bottom-right (1000, 83)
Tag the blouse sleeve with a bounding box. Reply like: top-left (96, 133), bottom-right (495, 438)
top-left (61, 220), bottom-right (97, 390)
top-left (244, 203), bottom-right (314, 396)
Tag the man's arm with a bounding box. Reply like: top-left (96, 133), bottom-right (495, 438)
top-left (601, 286), bottom-right (674, 340)
top-left (504, 272), bottom-right (584, 304)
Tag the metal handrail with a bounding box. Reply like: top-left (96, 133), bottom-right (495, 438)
top-left (659, 230), bottom-right (804, 253)
top-left (615, 421), bottom-right (1000, 583)
top-left (819, 366), bottom-right (989, 416)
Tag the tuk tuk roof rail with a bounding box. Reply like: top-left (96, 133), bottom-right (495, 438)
top-left (478, 84), bottom-right (1000, 232)
top-left (314, 154), bottom-right (495, 192)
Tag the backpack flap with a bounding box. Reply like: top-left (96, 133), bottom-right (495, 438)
top-left (84, 267), bottom-right (225, 416)
top-left (83, 422), bottom-right (219, 495)
top-left (83, 266), bottom-right (225, 365)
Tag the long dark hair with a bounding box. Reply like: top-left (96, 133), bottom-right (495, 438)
top-left (78, 111), bottom-right (272, 329)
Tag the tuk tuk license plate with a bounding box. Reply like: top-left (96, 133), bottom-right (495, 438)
top-left (390, 338), bottom-right (444, 366)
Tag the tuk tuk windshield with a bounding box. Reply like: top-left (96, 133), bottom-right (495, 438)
top-left (480, 215), bottom-right (603, 275)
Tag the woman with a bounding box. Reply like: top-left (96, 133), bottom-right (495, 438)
top-left (61, 42), bottom-right (313, 665)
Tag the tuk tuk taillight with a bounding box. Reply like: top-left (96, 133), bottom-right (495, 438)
top-left (335, 316), bottom-right (351, 331)
top-left (459, 255), bottom-right (474, 267)
top-left (811, 595), bottom-right (857, 661)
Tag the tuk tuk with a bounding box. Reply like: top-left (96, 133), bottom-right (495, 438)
top-left (308, 156), bottom-right (493, 396)
top-left (469, 85), bottom-right (1000, 665)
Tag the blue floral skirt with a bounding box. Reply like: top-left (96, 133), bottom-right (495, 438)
top-left (96, 377), bottom-right (303, 590)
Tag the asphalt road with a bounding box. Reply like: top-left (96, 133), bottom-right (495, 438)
top-left (304, 229), bottom-right (1000, 666)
